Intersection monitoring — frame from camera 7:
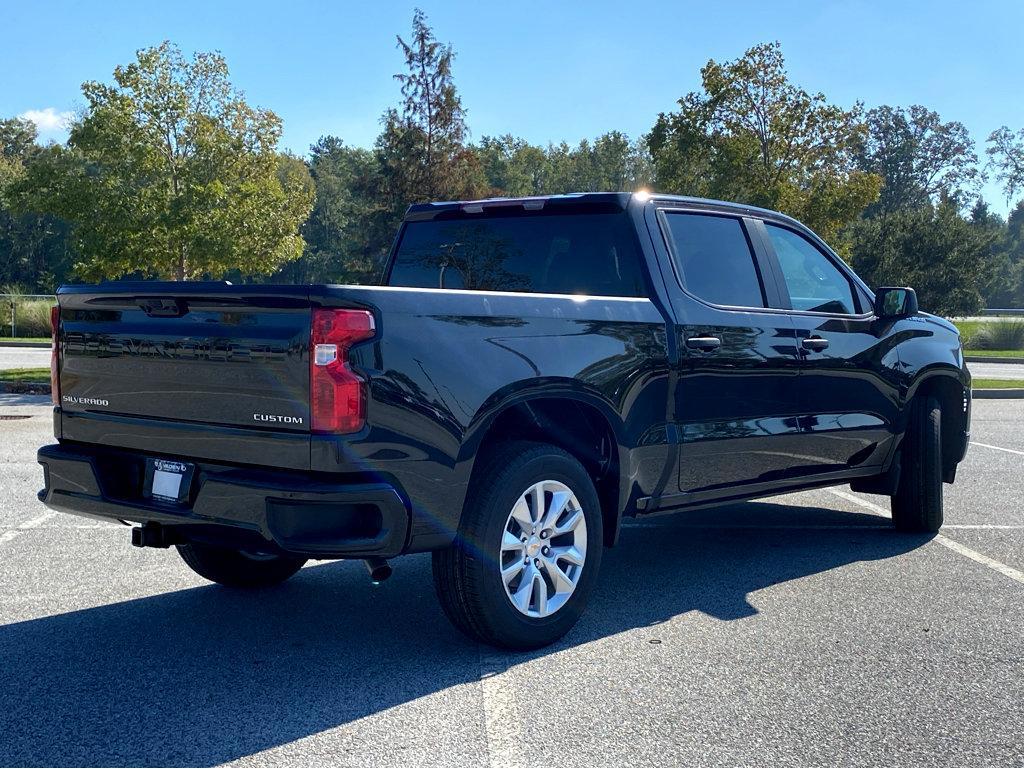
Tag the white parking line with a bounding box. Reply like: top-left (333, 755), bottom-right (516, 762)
top-left (828, 488), bottom-right (889, 516)
top-left (970, 441), bottom-right (1024, 457)
top-left (0, 512), bottom-right (57, 546)
top-left (934, 535), bottom-right (1024, 584)
top-left (478, 650), bottom-right (522, 768)
top-left (829, 489), bottom-right (1024, 586)
top-left (622, 521), bottom-right (1023, 531)
top-left (623, 522), bottom-right (892, 530)
top-left (35, 523), bottom-right (124, 530)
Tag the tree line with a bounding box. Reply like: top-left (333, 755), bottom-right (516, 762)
top-left (2, 9), bottom-right (1024, 316)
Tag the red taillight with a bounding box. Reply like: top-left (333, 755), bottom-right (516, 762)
top-left (310, 308), bottom-right (375, 433)
top-left (50, 305), bottom-right (60, 407)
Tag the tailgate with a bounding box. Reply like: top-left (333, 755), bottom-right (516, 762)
top-left (57, 284), bottom-right (312, 434)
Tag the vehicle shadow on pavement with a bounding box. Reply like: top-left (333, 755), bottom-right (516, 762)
top-left (0, 501), bottom-right (930, 766)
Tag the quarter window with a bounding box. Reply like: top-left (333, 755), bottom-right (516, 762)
top-left (662, 213), bottom-right (766, 308)
top-left (765, 224), bottom-right (857, 315)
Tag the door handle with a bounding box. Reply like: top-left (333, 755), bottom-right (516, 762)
top-left (686, 336), bottom-right (722, 352)
top-left (801, 336), bottom-right (829, 352)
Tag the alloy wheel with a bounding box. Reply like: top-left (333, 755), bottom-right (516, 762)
top-left (499, 479), bottom-right (588, 618)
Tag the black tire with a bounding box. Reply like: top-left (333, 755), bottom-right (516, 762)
top-left (891, 396), bottom-right (944, 533)
top-left (432, 441), bottom-right (604, 650)
top-left (176, 543), bottom-right (307, 588)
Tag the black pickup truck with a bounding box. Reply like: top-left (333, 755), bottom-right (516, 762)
top-left (38, 192), bottom-right (971, 649)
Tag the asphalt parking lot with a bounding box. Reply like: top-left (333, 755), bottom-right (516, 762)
top-left (0, 395), bottom-right (1021, 767)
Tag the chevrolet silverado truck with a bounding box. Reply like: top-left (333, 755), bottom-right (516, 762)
top-left (38, 192), bottom-right (971, 649)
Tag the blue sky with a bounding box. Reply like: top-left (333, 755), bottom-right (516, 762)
top-left (3, 0), bottom-right (1020, 214)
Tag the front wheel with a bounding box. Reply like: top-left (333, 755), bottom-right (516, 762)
top-left (177, 543), bottom-right (307, 588)
top-left (891, 396), bottom-right (943, 533)
top-left (432, 442), bottom-right (603, 650)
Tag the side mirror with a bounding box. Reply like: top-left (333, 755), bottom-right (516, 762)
top-left (873, 287), bottom-right (918, 319)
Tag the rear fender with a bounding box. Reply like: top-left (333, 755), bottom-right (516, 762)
top-left (457, 379), bottom-right (631, 544)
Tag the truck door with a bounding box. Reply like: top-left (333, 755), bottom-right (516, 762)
top-left (648, 206), bottom-right (805, 497)
top-left (755, 220), bottom-right (901, 475)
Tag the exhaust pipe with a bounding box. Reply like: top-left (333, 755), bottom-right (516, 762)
top-left (364, 557), bottom-right (392, 583)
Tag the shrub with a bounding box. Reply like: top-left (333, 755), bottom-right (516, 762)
top-left (4, 298), bottom-right (54, 338)
top-left (968, 318), bottom-right (1024, 350)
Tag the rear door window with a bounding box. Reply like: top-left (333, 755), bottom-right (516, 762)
top-left (388, 213), bottom-right (646, 297)
top-left (662, 213), bottom-right (766, 308)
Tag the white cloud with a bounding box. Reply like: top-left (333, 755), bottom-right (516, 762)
top-left (18, 107), bottom-right (75, 136)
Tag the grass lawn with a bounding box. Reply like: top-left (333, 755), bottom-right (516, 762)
top-left (964, 349), bottom-right (1024, 358)
top-left (955, 320), bottom-right (985, 341)
top-left (954, 319), bottom-right (1024, 354)
top-left (972, 378), bottom-right (1024, 389)
top-left (0, 367), bottom-right (50, 384)
top-left (0, 337), bottom-right (50, 344)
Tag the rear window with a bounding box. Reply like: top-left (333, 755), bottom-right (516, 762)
top-left (387, 213), bottom-right (646, 297)
top-left (662, 213), bottom-right (766, 308)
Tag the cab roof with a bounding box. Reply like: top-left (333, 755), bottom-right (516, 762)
top-left (404, 191), bottom-right (802, 228)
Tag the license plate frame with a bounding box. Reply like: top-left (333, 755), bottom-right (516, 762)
top-left (144, 458), bottom-right (195, 504)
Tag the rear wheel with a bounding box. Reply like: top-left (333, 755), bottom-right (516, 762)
top-left (432, 442), bottom-right (603, 650)
top-left (891, 396), bottom-right (943, 533)
top-left (176, 543), bottom-right (307, 588)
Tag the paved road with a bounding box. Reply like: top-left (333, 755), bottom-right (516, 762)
top-left (0, 346), bottom-right (49, 370)
top-left (968, 361), bottom-right (1024, 380)
top-left (0, 400), bottom-right (1022, 766)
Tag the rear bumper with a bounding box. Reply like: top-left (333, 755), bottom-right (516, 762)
top-left (37, 443), bottom-right (410, 558)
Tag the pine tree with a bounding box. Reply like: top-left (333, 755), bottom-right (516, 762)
top-left (376, 9), bottom-right (484, 215)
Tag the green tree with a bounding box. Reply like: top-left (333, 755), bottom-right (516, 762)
top-left (1007, 202), bottom-right (1024, 306)
top-left (541, 141), bottom-right (577, 192)
top-left (377, 9), bottom-right (485, 217)
top-left (969, 199), bottom-right (1015, 306)
top-left (857, 105), bottom-right (980, 215)
top-left (474, 131), bottom-right (652, 197)
top-left (475, 135), bottom-right (549, 197)
top-left (647, 42), bottom-right (881, 246)
top-left (987, 126), bottom-right (1024, 203)
top-left (12, 42), bottom-right (313, 281)
top-left (555, 132), bottom-right (653, 193)
top-left (276, 136), bottom-right (390, 284)
top-left (981, 200), bottom-right (1024, 308)
top-left (0, 118), bottom-right (76, 290)
top-left (0, 117), bottom-right (37, 161)
top-left (849, 199), bottom-right (997, 316)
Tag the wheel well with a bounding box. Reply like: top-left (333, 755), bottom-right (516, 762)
top-left (473, 398), bottom-right (621, 546)
top-left (913, 376), bottom-right (968, 474)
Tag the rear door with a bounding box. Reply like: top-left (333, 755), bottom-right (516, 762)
top-left (755, 220), bottom-right (901, 475)
top-left (651, 207), bottom-right (805, 496)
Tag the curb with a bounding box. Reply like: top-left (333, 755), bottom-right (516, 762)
top-left (0, 383), bottom-right (50, 396)
top-left (973, 388), bottom-right (1024, 399)
top-left (0, 341), bottom-right (49, 349)
top-left (965, 355), bottom-right (1024, 364)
